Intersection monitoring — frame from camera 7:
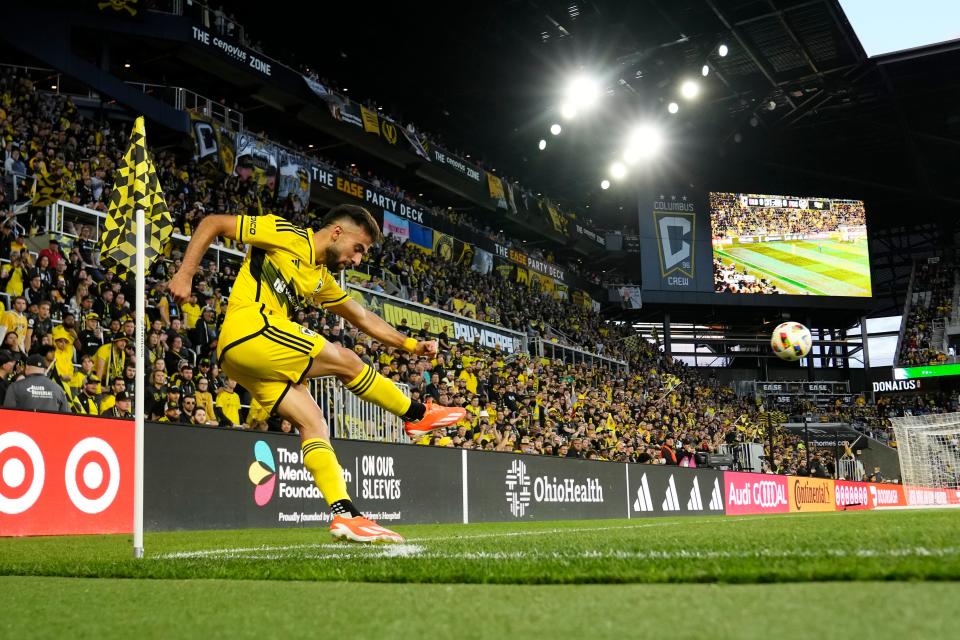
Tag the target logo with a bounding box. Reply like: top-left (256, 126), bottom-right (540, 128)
top-left (0, 410), bottom-right (133, 536)
top-left (64, 438), bottom-right (121, 514)
top-left (0, 432), bottom-right (46, 515)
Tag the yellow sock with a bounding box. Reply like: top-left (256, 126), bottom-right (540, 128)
top-left (344, 364), bottom-right (412, 416)
top-left (301, 438), bottom-right (349, 506)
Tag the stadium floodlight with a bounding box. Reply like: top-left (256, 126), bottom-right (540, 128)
top-left (624, 124), bottom-right (663, 163)
top-left (560, 102), bottom-right (578, 120)
top-left (701, 64), bottom-right (710, 77)
top-left (680, 80), bottom-right (700, 99)
top-left (600, 179), bottom-right (611, 190)
top-left (550, 123), bottom-right (562, 135)
top-left (718, 43), bottom-right (729, 57)
top-left (610, 161), bottom-right (627, 179)
top-left (668, 101), bottom-right (679, 114)
top-left (538, 139), bottom-right (547, 150)
top-left (565, 74), bottom-right (601, 109)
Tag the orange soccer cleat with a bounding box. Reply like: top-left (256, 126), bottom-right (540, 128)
top-left (329, 515), bottom-right (404, 543)
top-left (404, 399), bottom-right (466, 438)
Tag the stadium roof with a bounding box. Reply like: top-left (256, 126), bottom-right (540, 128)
top-left (226, 0), bottom-right (960, 229)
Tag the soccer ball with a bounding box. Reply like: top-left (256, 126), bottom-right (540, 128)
top-left (770, 322), bottom-right (812, 361)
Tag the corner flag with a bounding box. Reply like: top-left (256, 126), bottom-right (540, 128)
top-left (100, 116), bottom-right (172, 275)
top-left (99, 116), bottom-right (172, 559)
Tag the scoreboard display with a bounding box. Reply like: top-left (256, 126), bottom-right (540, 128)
top-left (711, 192), bottom-right (872, 297)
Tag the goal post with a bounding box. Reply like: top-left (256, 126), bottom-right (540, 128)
top-left (890, 413), bottom-right (960, 491)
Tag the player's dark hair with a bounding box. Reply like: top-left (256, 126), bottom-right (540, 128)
top-left (319, 204), bottom-right (382, 244)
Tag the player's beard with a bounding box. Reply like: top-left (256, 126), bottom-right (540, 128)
top-left (323, 245), bottom-right (350, 272)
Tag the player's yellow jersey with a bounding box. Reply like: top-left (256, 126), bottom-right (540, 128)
top-left (231, 214), bottom-right (350, 319)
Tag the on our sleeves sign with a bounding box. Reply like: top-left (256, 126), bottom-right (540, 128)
top-left (0, 410), bottom-right (133, 536)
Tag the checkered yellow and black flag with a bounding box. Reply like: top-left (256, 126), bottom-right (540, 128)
top-left (31, 163), bottom-right (66, 207)
top-left (100, 116), bottom-right (172, 277)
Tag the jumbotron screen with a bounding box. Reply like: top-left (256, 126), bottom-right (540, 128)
top-left (710, 192), bottom-right (872, 296)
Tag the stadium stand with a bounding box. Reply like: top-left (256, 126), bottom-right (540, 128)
top-left (0, 60), bottom-right (935, 478)
top-left (897, 257), bottom-right (955, 366)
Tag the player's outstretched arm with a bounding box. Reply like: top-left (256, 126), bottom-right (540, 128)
top-left (168, 215), bottom-right (238, 303)
top-left (332, 298), bottom-right (437, 357)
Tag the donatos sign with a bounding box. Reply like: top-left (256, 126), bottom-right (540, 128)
top-left (788, 477), bottom-right (835, 512)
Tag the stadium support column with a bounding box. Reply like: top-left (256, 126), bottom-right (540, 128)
top-left (806, 316), bottom-right (815, 381)
top-left (662, 312), bottom-right (672, 357)
top-left (861, 316), bottom-right (874, 403)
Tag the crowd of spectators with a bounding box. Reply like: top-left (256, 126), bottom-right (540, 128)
top-left (897, 258), bottom-right (955, 366)
top-left (710, 192), bottom-right (867, 239)
top-left (0, 65), bottom-right (929, 479)
top-left (713, 257), bottom-right (784, 294)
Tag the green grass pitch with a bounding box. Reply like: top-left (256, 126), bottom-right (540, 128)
top-left (715, 238), bottom-right (871, 296)
top-left (1, 510), bottom-right (956, 638)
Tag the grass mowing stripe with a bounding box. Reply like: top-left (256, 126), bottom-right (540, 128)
top-left (1, 511), bottom-right (959, 584)
top-left (733, 244), bottom-right (868, 295)
top-left (775, 242), bottom-right (870, 278)
top-left (4, 577), bottom-right (956, 639)
top-left (753, 242), bottom-right (871, 291)
top-left (722, 246), bottom-right (867, 296)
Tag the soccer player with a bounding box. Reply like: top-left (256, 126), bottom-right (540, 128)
top-left (168, 205), bottom-right (464, 543)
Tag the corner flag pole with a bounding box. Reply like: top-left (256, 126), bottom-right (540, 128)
top-left (133, 207), bottom-right (146, 559)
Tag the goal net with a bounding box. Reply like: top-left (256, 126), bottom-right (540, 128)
top-left (890, 413), bottom-right (960, 490)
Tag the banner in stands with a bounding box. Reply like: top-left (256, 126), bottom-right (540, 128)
top-left (487, 172), bottom-right (506, 209)
top-left (723, 471), bottom-right (790, 515)
top-left (234, 132), bottom-right (278, 195)
top-left (639, 191), bottom-right (713, 292)
top-left (572, 222), bottom-right (606, 248)
top-left (433, 232), bottom-right (475, 266)
top-left (347, 286), bottom-right (524, 353)
top-left (190, 113), bottom-right (236, 176)
top-left (540, 198), bottom-right (568, 235)
top-left (626, 465), bottom-right (725, 518)
top-left (309, 163), bottom-right (437, 227)
top-left (144, 424), bottom-right (462, 530)
top-left (468, 451), bottom-right (626, 521)
top-left (491, 243), bottom-right (566, 284)
top-left (423, 143), bottom-right (482, 183)
top-left (0, 409), bottom-right (133, 536)
top-left (277, 150), bottom-right (311, 209)
top-left (189, 25), bottom-right (276, 79)
top-left (868, 366), bottom-right (928, 394)
top-left (471, 247), bottom-right (494, 275)
top-left (609, 285), bottom-right (642, 309)
top-left (382, 212), bottom-right (410, 241)
top-left (788, 476), bottom-right (835, 512)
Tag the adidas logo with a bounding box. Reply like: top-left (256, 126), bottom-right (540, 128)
top-left (662, 475), bottom-right (680, 511)
top-left (709, 477), bottom-right (723, 511)
top-left (633, 473), bottom-right (654, 512)
top-left (687, 476), bottom-right (704, 511)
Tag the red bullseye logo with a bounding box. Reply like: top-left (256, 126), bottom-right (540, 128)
top-left (0, 432), bottom-right (46, 515)
top-left (64, 437), bottom-right (120, 514)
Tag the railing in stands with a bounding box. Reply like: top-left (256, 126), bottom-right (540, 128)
top-left (125, 81), bottom-right (244, 131)
top-left (46, 200), bottom-right (246, 271)
top-left (310, 376), bottom-right (409, 443)
top-left (529, 337), bottom-right (628, 373)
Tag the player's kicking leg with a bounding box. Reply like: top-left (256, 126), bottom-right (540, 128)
top-left (305, 341), bottom-right (465, 439)
top-left (275, 383), bottom-right (404, 543)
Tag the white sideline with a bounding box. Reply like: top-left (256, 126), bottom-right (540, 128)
top-left (159, 545), bottom-right (958, 562)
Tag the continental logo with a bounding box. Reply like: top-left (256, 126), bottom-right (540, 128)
top-left (789, 478), bottom-right (835, 512)
top-left (380, 120), bottom-right (398, 145)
